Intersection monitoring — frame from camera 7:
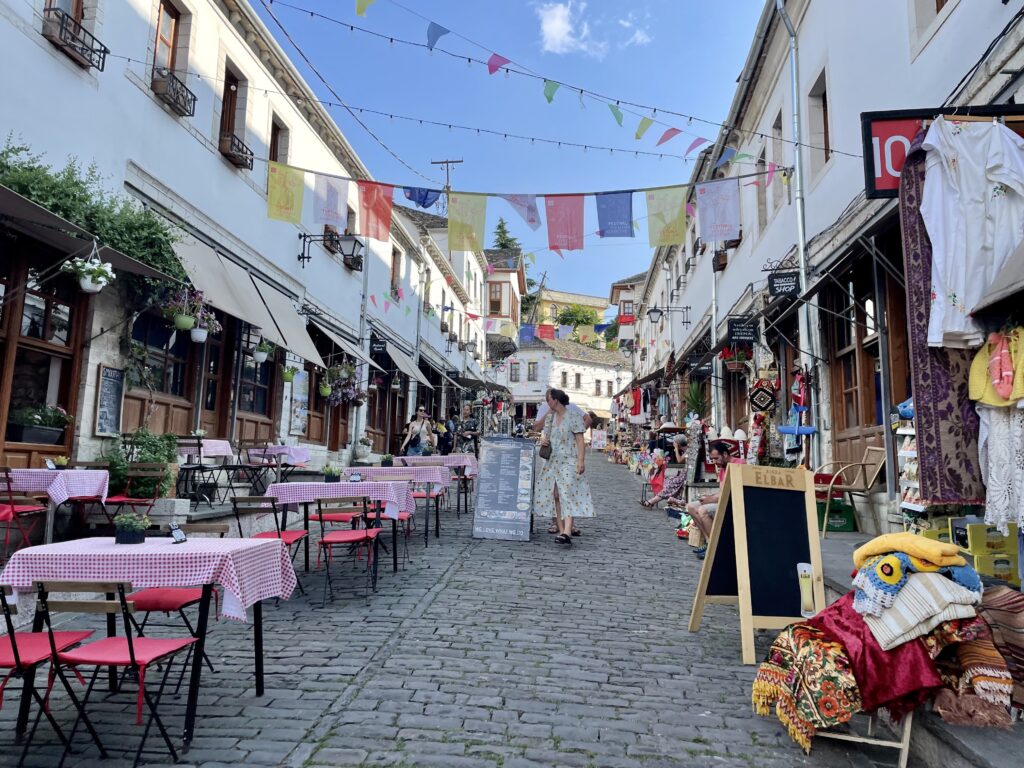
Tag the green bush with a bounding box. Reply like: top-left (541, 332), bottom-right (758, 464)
top-left (104, 430), bottom-right (178, 498)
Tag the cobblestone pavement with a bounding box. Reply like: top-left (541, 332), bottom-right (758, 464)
top-left (1, 456), bottom-right (897, 767)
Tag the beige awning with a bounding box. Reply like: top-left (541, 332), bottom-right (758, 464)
top-left (250, 276), bottom-right (326, 368)
top-left (974, 239), bottom-right (1024, 313)
top-left (310, 319), bottom-right (383, 371)
top-left (387, 344), bottom-right (433, 389)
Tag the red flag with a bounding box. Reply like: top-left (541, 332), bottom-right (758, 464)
top-left (445, 274), bottom-right (454, 286)
top-left (357, 180), bottom-right (394, 241)
top-left (466, 312), bottom-right (480, 320)
top-left (487, 53), bottom-right (510, 74)
top-left (656, 128), bottom-right (682, 146)
top-left (536, 324), bottom-right (556, 339)
top-left (545, 195), bottom-right (584, 253)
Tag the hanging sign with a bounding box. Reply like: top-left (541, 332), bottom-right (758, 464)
top-left (370, 339), bottom-right (387, 355)
top-left (768, 271), bottom-right (801, 297)
top-left (728, 318), bottom-right (757, 344)
top-left (686, 354), bottom-right (712, 375)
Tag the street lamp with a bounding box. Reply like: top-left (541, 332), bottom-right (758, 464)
top-left (647, 306), bottom-right (664, 324)
top-left (621, 346), bottom-right (632, 360)
top-left (466, 339), bottom-right (478, 354)
top-left (645, 305), bottom-right (692, 328)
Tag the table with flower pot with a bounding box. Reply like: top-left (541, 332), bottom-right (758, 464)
top-left (7, 468), bottom-right (109, 543)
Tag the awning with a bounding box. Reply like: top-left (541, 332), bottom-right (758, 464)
top-left (0, 184), bottom-right (181, 282)
top-left (250, 276), bottom-right (326, 368)
top-left (310, 319), bottom-right (383, 371)
top-left (387, 345), bottom-right (433, 388)
top-left (591, 408), bottom-right (612, 420)
top-left (974, 239), bottom-right (1024, 313)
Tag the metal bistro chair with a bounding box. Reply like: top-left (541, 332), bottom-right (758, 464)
top-left (814, 446), bottom-right (887, 539)
top-left (314, 496), bottom-right (381, 605)
top-left (103, 463), bottom-right (167, 525)
top-left (231, 496), bottom-right (307, 595)
top-left (59, 461), bottom-right (110, 533)
top-left (174, 436), bottom-right (219, 510)
top-left (0, 467), bottom-right (48, 561)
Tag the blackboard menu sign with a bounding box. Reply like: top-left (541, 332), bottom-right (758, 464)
top-left (688, 464), bottom-right (825, 664)
top-left (370, 339), bottom-right (387, 355)
top-left (768, 271), bottom-right (800, 297)
top-left (473, 437), bottom-right (535, 541)
top-left (727, 318), bottom-right (757, 344)
top-left (94, 365), bottom-right (125, 437)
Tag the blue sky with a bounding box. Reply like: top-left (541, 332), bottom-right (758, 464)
top-left (255, 0), bottom-right (764, 307)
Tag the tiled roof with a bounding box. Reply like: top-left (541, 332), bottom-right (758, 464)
top-left (521, 337), bottom-right (622, 366)
top-left (483, 248), bottom-right (522, 268)
top-left (394, 204), bottom-right (448, 231)
top-left (538, 288), bottom-right (609, 308)
top-left (610, 271), bottom-right (647, 287)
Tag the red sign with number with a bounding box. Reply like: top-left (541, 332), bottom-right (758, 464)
top-left (866, 118), bottom-right (919, 195)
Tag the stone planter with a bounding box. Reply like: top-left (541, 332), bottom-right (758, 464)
top-left (354, 443), bottom-right (371, 460)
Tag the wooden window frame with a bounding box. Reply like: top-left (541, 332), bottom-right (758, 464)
top-left (528, 362), bottom-right (538, 382)
top-left (489, 283), bottom-right (502, 314)
top-left (269, 119), bottom-right (282, 163)
top-left (238, 349), bottom-right (274, 417)
top-left (560, 371), bottom-right (567, 388)
top-left (594, 380), bottom-right (601, 396)
top-left (390, 248), bottom-right (402, 295)
top-left (220, 69), bottom-right (239, 138)
top-left (509, 363), bottom-right (520, 383)
top-left (154, 0), bottom-right (179, 72)
top-left (574, 373), bottom-right (581, 390)
top-left (130, 312), bottom-right (191, 398)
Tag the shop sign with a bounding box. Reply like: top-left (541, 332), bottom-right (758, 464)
top-left (686, 354), bottom-right (712, 374)
top-left (861, 106), bottom-right (1024, 198)
top-left (370, 339), bottom-right (387, 355)
top-left (768, 271), bottom-right (800, 297)
top-left (727, 318), bottom-right (757, 344)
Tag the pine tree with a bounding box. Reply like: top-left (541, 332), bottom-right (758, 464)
top-left (492, 217), bottom-right (520, 250)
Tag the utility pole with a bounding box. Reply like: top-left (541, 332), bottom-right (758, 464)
top-left (528, 271), bottom-right (548, 326)
top-left (431, 159), bottom-right (463, 192)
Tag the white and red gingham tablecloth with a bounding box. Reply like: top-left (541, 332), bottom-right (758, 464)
top-left (196, 439), bottom-right (234, 458)
top-left (1, 537), bottom-right (295, 621)
top-left (7, 469), bottom-right (109, 507)
top-left (265, 481), bottom-right (415, 520)
top-left (400, 454), bottom-right (479, 477)
top-left (249, 445), bottom-right (312, 465)
top-left (344, 466), bottom-right (449, 492)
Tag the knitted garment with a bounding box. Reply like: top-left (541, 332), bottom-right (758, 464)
top-left (863, 573), bottom-right (980, 651)
top-left (852, 532), bottom-right (966, 570)
top-left (852, 553), bottom-right (983, 617)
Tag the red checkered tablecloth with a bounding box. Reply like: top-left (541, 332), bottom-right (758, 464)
top-left (344, 466), bottom-right (449, 491)
top-left (249, 445), bottom-right (312, 464)
top-left (8, 469), bottom-right (109, 506)
top-left (400, 454), bottom-right (479, 477)
top-left (265, 481), bottom-right (415, 520)
top-left (197, 439), bottom-right (234, 457)
top-left (0, 537), bottom-right (295, 621)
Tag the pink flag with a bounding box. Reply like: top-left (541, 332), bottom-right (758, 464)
top-left (766, 161), bottom-right (777, 186)
top-left (369, 295), bottom-right (377, 308)
top-left (686, 202), bottom-right (696, 218)
top-left (357, 180), bottom-right (394, 241)
top-left (656, 128), bottom-right (682, 147)
top-left (685, 137), bottom-right (709, 155)
top-left (466, 312), bottom-right (480, 320)
top-left (486, 319), bottom-right (495, 331)
top-left (545, 195), bottom-right (584, 253)
top-left (487, 53), bottom-right (510, 75)
top-left (487, 263), bottom-right (495, 275)
top-left (384, 300), bottom-right (391, 313)
top-left (397, 287), bottom-right (405, 300)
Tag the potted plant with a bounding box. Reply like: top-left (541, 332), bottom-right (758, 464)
top-left (354, 436), bottom-right (372, 460)
top-left (113, 511), bottom-right (150, 545)
top-left (322, 464), bottom-right (342, 483)
top-left (6, 405), bottom-right (73, 445)
top-left (162, 288), bottom-right (204, 331)
top-left (61, 256), bottom-right (116, 294)
top-left (252, 339), bottom-right (275, 364)
top-left (380, 453), bottom-right (394, 467)
top-left (53, 455), bottom-right (70, 470)
top-left (318, 375), bottom-right (333, 397)
top-left (351, 389), bottom-right (367, 407)
top-left (282, 365), bottom-right (300, 383)
top-left (421, 445), bottom-right (434, 457)
top-left (190, 306), bottom-right (222, 344)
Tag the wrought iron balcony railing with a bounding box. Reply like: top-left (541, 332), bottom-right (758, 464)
top-left (42, 7), bottom-right (109, 71)
top-left (219, 132), bottom-right (254, 170)
top-left (151, 67), bottom-right (197, 117)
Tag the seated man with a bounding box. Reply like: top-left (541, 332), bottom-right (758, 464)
top-left (686, 441), bottom-right (741, 560)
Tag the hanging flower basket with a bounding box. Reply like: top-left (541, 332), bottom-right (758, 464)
top-left (725, 360), bottom-right (747, 373)
top-left (190, 327), bottom-right (208, 343)
top-left (319, 383), bottom-right (332, 397)
top-left (62, 257), bottom-right (115, 294)
top-left (282, 366), bottom-right (299, 383)
top-left (252, 340), bottom-right (275, 365)
top-left (79, 276), bottom-right (105, 294)
top-left (174, 314), bottom-right (196, 330)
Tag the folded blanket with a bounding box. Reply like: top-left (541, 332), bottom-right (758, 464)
top-left (864, 573), bottom-right (980, 650)
top-left (852, 552), bottom-right (982, 616)
top-left (853, 532), bottom-right (966, 569)
top-left (932, 688), bottom-right (1013, 728)
top-left (977, 586), bottom-right (1024, 708)
top-left (921, 616), bottom-right (989, 660)
top-left (958, 635), bottom-right (1014, 707)
top-left (752, 623), bottom-right (862, 752)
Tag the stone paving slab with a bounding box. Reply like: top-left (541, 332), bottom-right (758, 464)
top-left (0, 457), bottom-right (899, 767)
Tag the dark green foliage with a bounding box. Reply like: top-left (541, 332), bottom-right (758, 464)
top-left (104, 430), bottom-right (178, 498)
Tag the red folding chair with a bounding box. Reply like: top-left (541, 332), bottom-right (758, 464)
top-left (103, 463), bottom-right (166, 524)
top-left (231, 496), bottom-right (307, 595)
top-left (313, 496), bottom-right (381, 605)
top-left (0, 467), bottom-right (48, 561)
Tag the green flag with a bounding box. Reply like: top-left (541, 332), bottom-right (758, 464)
top-left (635, 117), bottom-right (654, 140)
top-left (448, 192), bottom-right (487, 251)
top-left (608, 104), bottom-right (624, 126)
top-left (543, 80), bottom-right (560, 104)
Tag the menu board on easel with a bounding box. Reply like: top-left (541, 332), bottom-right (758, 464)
top-left (94, 365), bottom-right (125, 437)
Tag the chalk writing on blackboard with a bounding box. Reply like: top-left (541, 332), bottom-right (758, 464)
top-left (94, 365), bottom-right (125, 437)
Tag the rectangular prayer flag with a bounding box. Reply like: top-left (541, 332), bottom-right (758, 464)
top-left (595, 191), bottom-right (633, 238)
top-left (545, 195), bottom-right (584, 253)
top-left (267, 162), bottom-right (304, 224)
top-left (519, 324), bottom-right (536, 344)
top-left (558, 324), bottom-right (574, 339)
top-left (314, 174), bottom-right (347, 226)
top-left (448, 192), bottom-right (487, 251)
top-left (500, 194), bottom-right (542, 230)
top-left (696, 178), bottom-right (741, 242)
top-left (645, 186), bottom-right (687, 246)
top-left (357, 180), bottom-right (394, 241)
top-left (536, 324), bottom-right (556, 339)
top-left (577, 325), bottom-right (597, 344)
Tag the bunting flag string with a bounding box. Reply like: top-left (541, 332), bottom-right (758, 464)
top-left (355, 0), bottom-right (376, 17)
top-left (487, 53), bottom-right (510, 74)
top-left (536, 324), bottom-right (555, 340)
top-left (714, 147), bottom-right (737, 168)
top-left (314, 173), bottom-right (348, 225)
top-left (357, 180), bottom-right (394, 241)
top-left (695, 178), bottom-right (741, 242)
top-left (656, 128), bottom-right (682, 147)
top-left (543, 80), bottom-right (560, 104)
top-left (545, 195), bottom-right (584, 254)
top-left (646, 186), bottom-right (688, 247)
top-left (426, 21), bottom-right (449, 50)
top-left (595, 191), bottom-right (633, 238)
top-left (499, 194), bottom-right (542, 230)
top-left (403, 187), bottom-right (442, 208)
top-left (267, 162), bottom-right (304, 224)
top-left (635, 117), bottom-right (654, 140)
top-left (557, 324), bottom-right (574, 339)
top-left (608, 103), bottom-right (624, 127)
top-left (685, 137), bottom-right (709, 156)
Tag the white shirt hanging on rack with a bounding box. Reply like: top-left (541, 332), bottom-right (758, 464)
top-left (921, 116), bottom-right (1024, 348)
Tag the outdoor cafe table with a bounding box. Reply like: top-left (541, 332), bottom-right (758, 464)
top-left (343, 466), bottom-right (449, 544)
top-left (266, 480), bottom-right (416, 574)
top-left (399, 454), bottom-right (478, 514)
top-left (249, 445), bottom-right (312, 484)
top-left (7, 468), bottom-right (109, 543)
top-left (0, 535), bottom-right (296, 750)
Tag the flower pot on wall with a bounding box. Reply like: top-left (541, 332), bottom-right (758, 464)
top-left (190, 328), bottom-right (208, 343)
top-left (173, 314), bottom-right (196, 330)
top-left (253, 350), bottom-right (268, 364)
top-left (319, 383), bottom-right (332, 397)
top-left (5, 424), bottom-right (65, 445)
top-left (79, 276), bottom-right (105, 294)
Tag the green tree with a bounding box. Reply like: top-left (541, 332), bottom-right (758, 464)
top-left (603, 318), bottom-right (619, 342)
top-left (492, 217), bottom-right (520, 250)
top-left (556, 304), bottom-right (601, 327)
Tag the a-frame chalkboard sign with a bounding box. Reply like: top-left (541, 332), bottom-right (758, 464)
top-left (688, 464), bottom-right (826, 664)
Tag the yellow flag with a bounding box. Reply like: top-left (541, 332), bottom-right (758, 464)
top-left (646, 186), bottom-right (687, 246)
top-left (577, 325), bottom-right (597, 343)
top-left (267, 162), bottom-right (304, 224)
top-left (356, 0), bottom-right (377, 16)
top-left (448, 193), bottom-right (487, 251)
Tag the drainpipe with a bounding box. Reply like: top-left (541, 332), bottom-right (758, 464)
top-left (777, 0), bottom-right (821, 467)
top-left (350, 236), bottom-right (373, 450)
top-left (711, 261), bottom-right (722, 431)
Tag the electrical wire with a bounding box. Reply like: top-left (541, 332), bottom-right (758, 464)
top-left (944, 4), bottom-right (1024, 105)
top-left (269, 0), bottom-right (864, 159)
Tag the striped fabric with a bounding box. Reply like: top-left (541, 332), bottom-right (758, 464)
top-left (977, 585), bottom-right (1024, 708)
top-left (864, 572), bottom-right (979, 651)
top-left (958, 635), bottom-right (1013, 707)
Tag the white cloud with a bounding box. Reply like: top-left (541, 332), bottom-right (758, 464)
top-left (617, 10), bottom-right (653, 47)
top-left (535, 2), bottom-right (608, 59)
top-left (625, 28), bottom-right (652, 46)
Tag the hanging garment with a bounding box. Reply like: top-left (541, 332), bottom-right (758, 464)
top-left (656, 392), bottom-right (670, 417)
top-left (642, 388), bottom-right (651, 414)
top-left (623, 391), bottom-right (634, 410)
top-left (922, 117), bottom-right (1024, 348)
top-left (977, 586), bottom-right (1024, 708)
top-left (969, 329), bottom-right (1024, 406)
top-left (976, 404), bottom-right (1024, 534)
top-left (630, 388), bottom-right (642, 416)
top-left (901, 129), bottom-right (986, 505)
top-left (988, 332), bottom-right (1015, 399)
top-left (611, 399), bottom-right (620, 417)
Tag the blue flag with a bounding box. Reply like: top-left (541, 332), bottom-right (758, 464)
top-left (404, 187), bottom-right (442, 209)
top-left (519, 324), bottom-right (536, 344)
top-left (426, 22), bottom-right (450, 50)
top-left (558, 324), bottom-right (574, 339)
top-left (595, 191), bottom-right (633, 238)
top-left (595, 323), bottom-right (610, 334)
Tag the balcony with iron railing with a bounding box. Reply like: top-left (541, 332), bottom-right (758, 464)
top-left (219, 132), bottom-right (254, 170)
top-left (42, 7), bottom-right (109, 71)
top-left (151, 67), bottom-right (197, 117)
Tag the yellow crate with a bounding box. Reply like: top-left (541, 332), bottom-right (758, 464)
top-left (949, 517), bottom-right (1018, 555)
top-left (921, 527), bottom-right (952, 545)
top-left (974, 552), bottom-right (1020, 587)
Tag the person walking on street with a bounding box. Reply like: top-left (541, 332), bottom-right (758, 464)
top-left (457, 404), bottom-right (480, 456)
top-left (536, 389), bottom-right (594, 547)
top-left (400, 405), bottom-right (435, 456)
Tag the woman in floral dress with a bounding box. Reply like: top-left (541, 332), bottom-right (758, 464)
top-left (536, 389), bottom-right (595, 546)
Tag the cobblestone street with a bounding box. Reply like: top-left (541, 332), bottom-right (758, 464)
top-left (2, 457), bottom-right (894, 767)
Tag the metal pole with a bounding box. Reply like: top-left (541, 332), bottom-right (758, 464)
top-left (350, 237), bottom-right (373, 450)
top-left (777, 0), bottom-right (821, 467)
top-left (710, 263), bottom-right (722, 431)
top-left (872, 242), bottom-right (897, 502)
